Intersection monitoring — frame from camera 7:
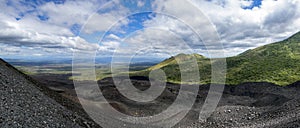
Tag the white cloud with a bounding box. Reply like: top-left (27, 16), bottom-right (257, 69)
top-left (39, 1), bottom-right (103, 26)
top-left (0, 0), bottom-right (117, 58)
top-left (106, 34), bottom-right (121, 41)
top-left (81, 0), bottom-right (130, 34)
top-left (0, 0), bottom-right (299, 59)
top-left (142, 0), bottom-right (300, 57)
top-left (0, 14), bottom-right (98, 49)
top-left (240, 0), bottom-right (253, 8)
top-left (111, 27), bottom-right (197, 57)
top-left (214, 0), bottom-right (300, 55)
top-left (137, 1), bottom-right (145, 7)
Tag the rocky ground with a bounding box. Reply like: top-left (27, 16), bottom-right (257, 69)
top-left (94, 77), bottom-right (300, 128)
top-left (0, 59), bottom-right (100, 128)
top-left (188, 82), bottom-right (300, 128)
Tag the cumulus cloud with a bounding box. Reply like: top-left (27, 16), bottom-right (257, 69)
top-left (137, 1), bottom-right (145, 7)
top-left (122, 15), bottom-right (203, 55)
top-left (0, 0), bottom-right (124, 58)
top-left (82, 1), bottom-right (130, 34)
top-left (144, 0), bottom-right (300, 57)
top-left (91, 0), bottom-right (300, 58)
top-left (195, 0), bottom-right (300, 56)
top-left (0, 13), bottom-right (99, 54)
top-left (0, 0), bottom-right (299, 59)
top-left (39, 1), bottom-right (104, 26)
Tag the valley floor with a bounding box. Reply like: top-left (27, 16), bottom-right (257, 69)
top-left (33, 72), bottom-right (300, 127)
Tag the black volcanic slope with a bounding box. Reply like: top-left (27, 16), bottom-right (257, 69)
top-left (97, 77), bottom-right (300, 127)
top-left (0, 59), bottom-right (99, 128)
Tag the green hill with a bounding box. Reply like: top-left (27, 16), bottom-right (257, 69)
top-left (131, 31), bottom-right (300, 86)
top-left (226, 31), bottom-right (300, 85)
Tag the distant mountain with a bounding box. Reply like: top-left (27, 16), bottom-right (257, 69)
top-left (132, 31), bottom-right (300, 85)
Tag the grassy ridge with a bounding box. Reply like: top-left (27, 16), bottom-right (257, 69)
top-left (226, 31), bottom-right (300, 85)
top-left (131, 31), bottom-right (300, 86)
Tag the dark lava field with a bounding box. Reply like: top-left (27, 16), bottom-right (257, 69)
top-left (94, 77), bottom-right (300, 128)
top-left (1, 58), bottom-right (300, 127)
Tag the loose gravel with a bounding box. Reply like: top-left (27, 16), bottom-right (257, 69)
top-left (0, 59), bottom-right (89, 128)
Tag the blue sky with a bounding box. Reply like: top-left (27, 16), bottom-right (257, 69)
top-left (242, 0), bottom-right (262, 9)
top-left (0, 0), bottom-right (299, 60)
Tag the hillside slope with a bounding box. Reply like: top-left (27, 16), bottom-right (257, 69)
top-left (0, 59), bottom-right (98, 127)
top-left (132, 31), bottom-right (300, 85)
top-left (226, 31), bottom-right (300, 85)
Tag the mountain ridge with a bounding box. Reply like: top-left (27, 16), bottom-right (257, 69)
top-left (132, 31), bottom-right (300, 85)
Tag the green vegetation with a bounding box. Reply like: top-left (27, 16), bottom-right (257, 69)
top-left (131, 31), bottom-right (300, 86)
top-left (131, 54), bottom-right (214, 84)
top-left (226, 31), bottom-right (300, 85)
top-left (16, 31), bottom-right (300, 86)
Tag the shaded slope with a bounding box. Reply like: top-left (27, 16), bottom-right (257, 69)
top-left (0, 59), bottom-right (99, 127)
